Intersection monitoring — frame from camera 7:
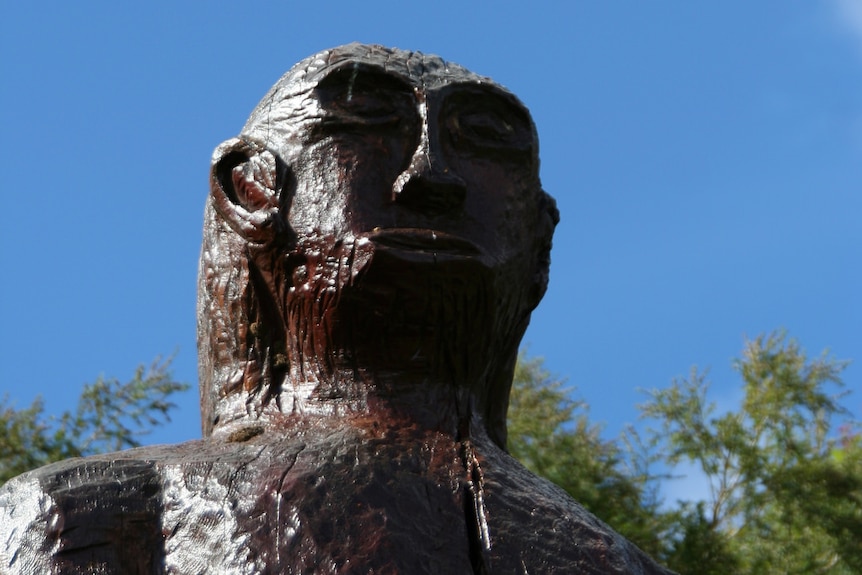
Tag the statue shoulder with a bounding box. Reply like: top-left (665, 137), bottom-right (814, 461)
top-left (479, 443), bottom-right (677, 575)
top-left (0, 434), bottom-right (308, 574)
top-left (0, 441), bottom-right (215, 574)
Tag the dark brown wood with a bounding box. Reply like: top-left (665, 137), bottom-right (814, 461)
top-left (0, 43), bottom-right (673, 574)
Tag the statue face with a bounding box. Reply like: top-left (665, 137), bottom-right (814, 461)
top-left (201, 46), bottom-right (557, 438)
top-left (270, 61), bottom-right (543, 272)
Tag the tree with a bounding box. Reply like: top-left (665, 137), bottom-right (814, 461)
top-left (641, 331), bottom-right (861, 574)
top-left (0, 356), bottom-right (189, 485)
top-left (507, 352), bottom-right (671, 560)
top-left (508, 333), bottom-right (861, 574)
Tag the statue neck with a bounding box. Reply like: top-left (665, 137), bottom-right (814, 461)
top-left (273, 307), bottom-right (493, 437)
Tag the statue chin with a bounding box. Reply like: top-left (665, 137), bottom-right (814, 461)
top-left (283, 235), bottom-right (499, 383)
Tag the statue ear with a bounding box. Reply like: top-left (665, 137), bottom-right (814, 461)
top-left (210, 137), bottom-right (282, 242)
top-left (528, 190), bottom-right (559, 308)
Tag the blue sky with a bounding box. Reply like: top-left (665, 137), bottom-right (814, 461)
top-left (2, 2), bottom-right (860, 503)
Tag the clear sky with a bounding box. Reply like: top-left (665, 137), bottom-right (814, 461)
top-left (2, 2), bottom-right (860, 502)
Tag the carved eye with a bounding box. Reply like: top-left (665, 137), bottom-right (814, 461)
top-left (316, 66), bottom-right (417, 127)
top-left (457, 111), bottom-right (516, 145)
top-left (445, 89), bottom-right (533, 156)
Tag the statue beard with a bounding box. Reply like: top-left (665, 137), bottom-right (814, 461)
top-left (276, 234), bottom-right (500, 415)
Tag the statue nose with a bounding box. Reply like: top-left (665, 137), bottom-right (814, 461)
top-left (392, 104), bottom-right (467, 215)
top-left (392, 155), bottom-right (467, 215)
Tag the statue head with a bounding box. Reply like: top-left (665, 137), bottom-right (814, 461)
top-left (198, 44), bottom-right (558, 446)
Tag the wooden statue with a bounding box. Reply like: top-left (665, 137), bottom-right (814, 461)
top-left (0, 44), bottom-right (673, 574)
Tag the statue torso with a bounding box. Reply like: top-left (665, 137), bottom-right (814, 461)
top-left (1, 417), bottom-right (668, 574)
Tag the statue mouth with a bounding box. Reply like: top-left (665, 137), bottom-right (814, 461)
top-left (363, 228), bottom-right (483, 256)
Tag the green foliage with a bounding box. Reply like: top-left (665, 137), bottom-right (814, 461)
top-left (641, 331), bottom-right (860, 574)
top-left (508, 332), bottom-right (860, 574)
top-left (0, 357), bottom-right (189, 485)
top-left (662, 501), bottom-right (740, 574)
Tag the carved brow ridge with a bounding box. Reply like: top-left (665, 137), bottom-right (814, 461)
top-left (314, 62), bottom-right (532, 120)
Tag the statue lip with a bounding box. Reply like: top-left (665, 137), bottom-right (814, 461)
top-left (364, 228), bottom-right (483, 255)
